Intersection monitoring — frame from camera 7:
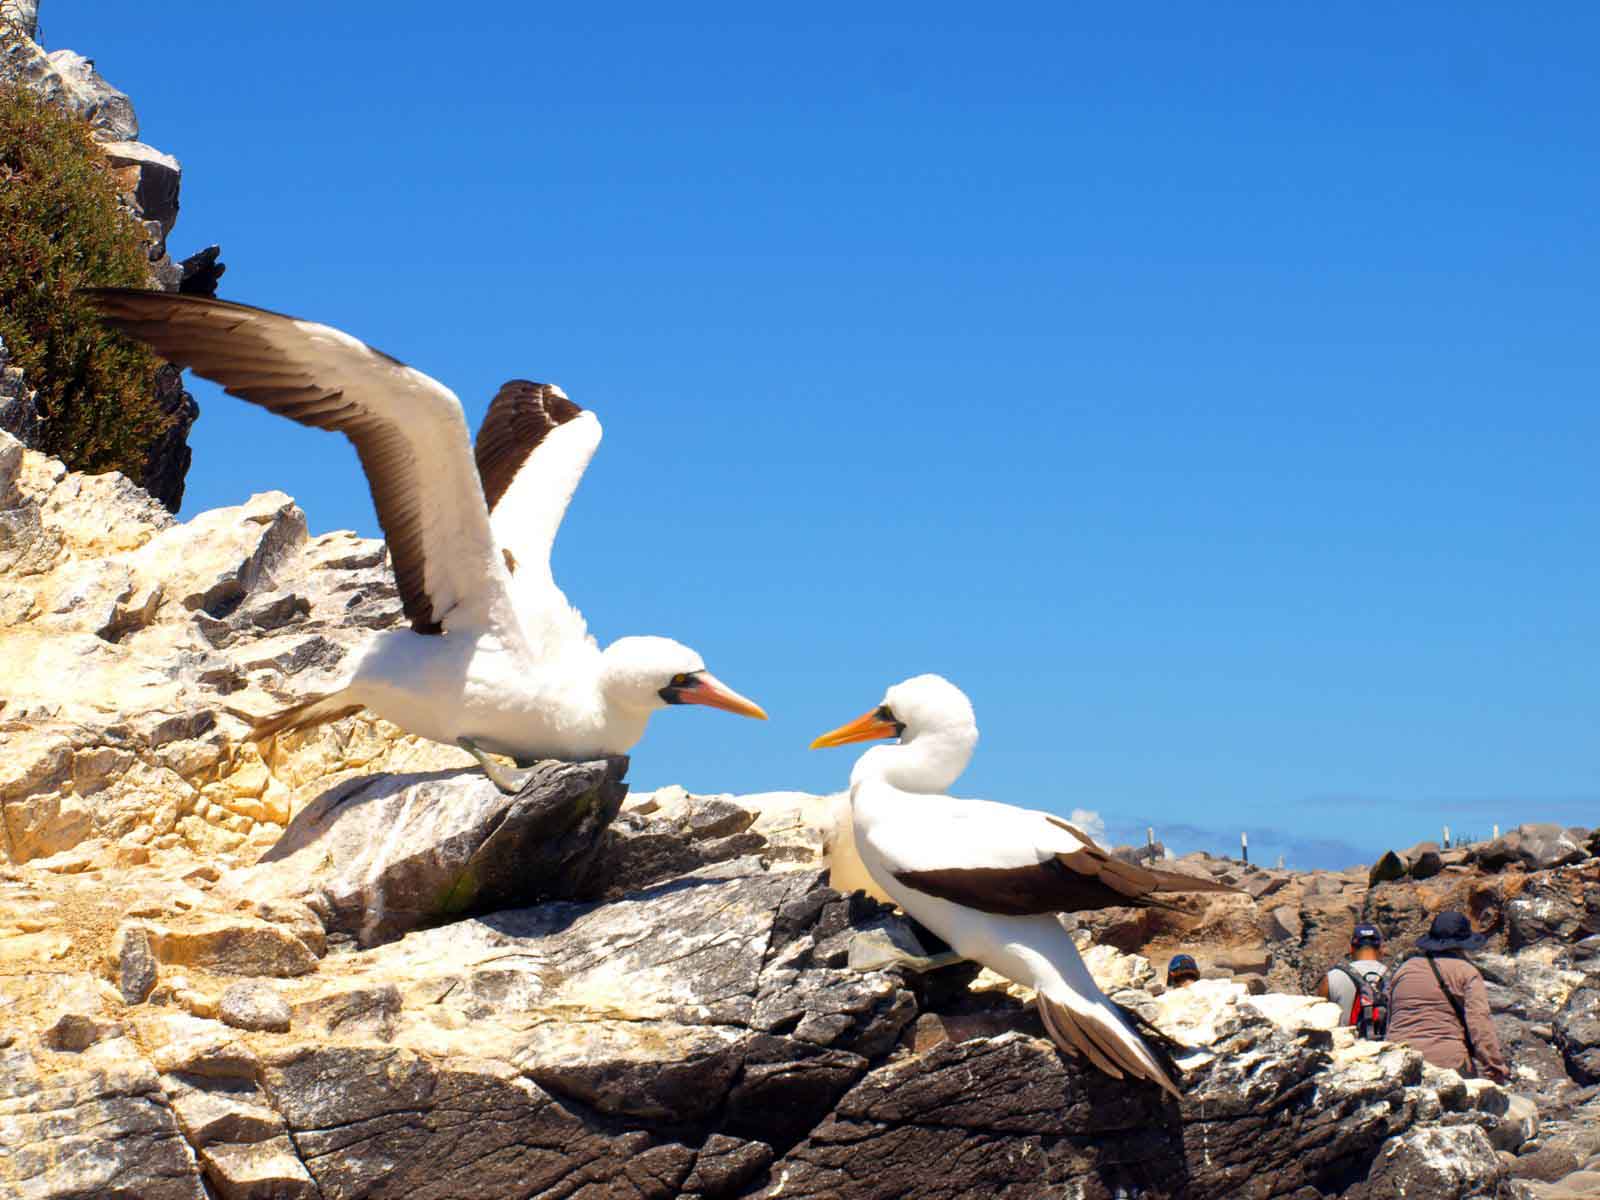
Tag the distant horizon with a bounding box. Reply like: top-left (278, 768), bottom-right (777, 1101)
top-left (42, 4), bottom-right (1599, 870)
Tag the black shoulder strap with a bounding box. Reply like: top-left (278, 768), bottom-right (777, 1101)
top-left (1333, 964), bottom-right (1371, 995)
top-left (1425, 953), bottom-right (1477, 1061)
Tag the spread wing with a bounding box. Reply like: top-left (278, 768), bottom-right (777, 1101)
top-left (84, 288), bottom-right (521, 641)
top-left (885, 802), bottom-right (1239, 917)
top-left (474, 380), bottom-right (601, 657)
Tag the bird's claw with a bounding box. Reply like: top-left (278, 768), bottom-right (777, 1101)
top-left (458, 737), bottom-right (538, 795)
top-left (846, 929), bottom-right (967, 974)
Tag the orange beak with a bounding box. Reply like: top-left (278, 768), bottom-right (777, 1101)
top-left (810, 708), bottom-right (901, 750)
top-left (674, 671), bottom-right (768, 720)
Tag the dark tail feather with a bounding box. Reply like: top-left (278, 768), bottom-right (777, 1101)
top-left (249, 690), bottom-right (364, 743)
top-left (1037, 993), bottom-right (1182, 1099)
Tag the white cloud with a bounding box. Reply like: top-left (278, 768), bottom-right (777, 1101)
top-left (1068, 807), bottom-right (1108, 844)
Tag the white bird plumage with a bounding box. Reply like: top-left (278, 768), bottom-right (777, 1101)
top-left (813, 674), bottom-right (1236, 1098)
top-left (86, 290), bottom-right (767, 787)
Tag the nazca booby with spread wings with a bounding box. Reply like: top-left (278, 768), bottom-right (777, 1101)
top-left (86, 289), bottom-right (767, 791)
top-left (812, 674), bottom-right (1234, 1097)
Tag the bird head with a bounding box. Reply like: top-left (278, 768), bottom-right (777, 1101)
top-left (600, 636), bottom-right (767, 719)
top-left (810, 673), bottom-right (975, 748)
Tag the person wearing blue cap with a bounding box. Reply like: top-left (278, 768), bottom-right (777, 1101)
top-left (1166, 953), bottom-right (1200, 988)
top-left (1316, 922), bottom-right (1388, 1036)
top-left (1384, 911), bottom-right (1508, 1081)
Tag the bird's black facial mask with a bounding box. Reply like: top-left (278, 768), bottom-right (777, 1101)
top-left (875, 705), bottom-right (908, 739)
top-left (658, 672), bottom-right (698, 705)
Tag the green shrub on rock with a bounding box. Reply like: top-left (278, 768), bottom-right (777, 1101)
top-left (0, 82), bottom-right (169, 475)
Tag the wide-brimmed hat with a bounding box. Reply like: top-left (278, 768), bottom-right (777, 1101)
top-left (1416, 910), bottom-right (1487, 953)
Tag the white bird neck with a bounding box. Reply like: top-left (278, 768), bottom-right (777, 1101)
top-left (848, 722), bottom-right (976, 795)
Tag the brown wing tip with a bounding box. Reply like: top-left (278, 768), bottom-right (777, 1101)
top-left (476, 380), bottom-right (589, 512)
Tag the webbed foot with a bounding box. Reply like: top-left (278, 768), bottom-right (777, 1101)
top-left (458, 737), bottom-right (538, 795)
top-left (846, 929), bottom-right (968, 974)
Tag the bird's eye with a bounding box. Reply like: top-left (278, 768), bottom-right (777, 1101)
top-left (670, 673), bottom-right (692, 688)
top-left (875, 705), bottom-right (895, 722)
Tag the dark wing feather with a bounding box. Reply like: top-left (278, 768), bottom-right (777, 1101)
top-left (83, 288), bottom-right (513, 639)
top-left (471, 378), bottom-right (601, 656)
top-left (894, 816), bottom-right (1240, 917)
top-left (474, 380), bottom-right (585, 513)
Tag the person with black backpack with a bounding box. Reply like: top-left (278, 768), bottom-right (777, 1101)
top-left (1315, 922), bottom-right (1389, 1038)
top-left (1384, 911), bottom-right (1509, 1082)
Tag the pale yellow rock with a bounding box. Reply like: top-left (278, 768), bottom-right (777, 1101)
top-left (0, 431), bottom-right (489, 864)
top-left (1243, 992), bottom-right (1341, 1034)
top-left (0, 929), bottom-right (71, 963)
top-left (139, 913), bottom-right (319, 978)
top-left (143, 1012), bottom-right (260, 1079)
top-left (1081, 943), bottom-right (1156, 992)
top-left (175, 988), bottom-right (219, 1018)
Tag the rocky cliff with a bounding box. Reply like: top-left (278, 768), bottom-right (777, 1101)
top-left (0, 3), bottom-right (213, 510)
top-left (1, 436), bottom-right (1596, 1199)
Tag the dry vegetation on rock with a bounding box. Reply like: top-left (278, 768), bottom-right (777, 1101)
top-left (0, 83), bottom-right (172, 477)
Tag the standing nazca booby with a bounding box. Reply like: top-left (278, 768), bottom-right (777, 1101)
top-left (812, 674), bottom-right (1236, 1097)
top-left (85, 289), bottom-right (768, 791)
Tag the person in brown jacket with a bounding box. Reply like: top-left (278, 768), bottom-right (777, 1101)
top-left (1384, 911), bottom-right (1509, 1082)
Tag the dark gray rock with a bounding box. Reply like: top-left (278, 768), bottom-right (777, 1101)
top-left (219, 980), bottom-right (292, 1033)
top-left (755, 1017), bottom-right (1425, 1200)
top-left (1514, 824), bottom-right (1589, 871)
top-left (236, 757), bottom-right (629, 947)
top-left (1473, 834), bottom-right (1525, 872)
top-left (1505, 878), bottom-right (1589, 951)
top-left (1369, 850), bottom-right (1407, 886)
top-left (102, 140), bottom-right (181, 235)
top-left (1346, 1125), bottom-right (1505, 1199)
top-left (41, 48), bottom-right (139, 139)
top-left (592, 795), bottom-right (766, 899)
top-left (113, 920), bottom-right (159, 1004)
top-left (178, 244), bottom-right (226, 297)
top-left (1404, 842), bottom-right (1445, 880)
top-left (140, 364), bottom-right (199, 513)
top-left (1555, 984), bottom-right (1600, 1086)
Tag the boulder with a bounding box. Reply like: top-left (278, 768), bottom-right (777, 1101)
top-left (109, 920), bottom-right (159, 1003)
top-left (1513, 824), bottom-right (1589, 871)
top-left (1473, 833), bottom-right (1525, 872)
top-left (1264, 904), bottom-right (1302, 942)
top-left (101, 139), bottom-right (182, 235)
top-left (1369, 849), bottom-right (1408, 886)
top-left (38, 47), bottom-right (139, 139)
top-left (138, 913), bottom-right (320, 978)
top-left (230, 757), bottom-right (629, 947)
top-left (218, 981), bottom-right (292, 1033)
top-left (1403, 841), bottom-right (1445, 880)
top-left (1347, 1125), bottom-right (1504, 1199)
top-left (1554, 984), bottom-right (1600, 1085)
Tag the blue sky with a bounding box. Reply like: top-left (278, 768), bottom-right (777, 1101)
top-left (49, 4), bottom-right (1599, 868)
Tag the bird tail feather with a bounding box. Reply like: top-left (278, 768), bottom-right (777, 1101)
top-left (1037, 991), bottom-right (1181, 1099)
top-left (248, 689), bottom-right (364, 743)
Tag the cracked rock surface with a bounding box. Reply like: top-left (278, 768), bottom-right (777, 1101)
top-left (0, 415), bottom-right (1586, 1199)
